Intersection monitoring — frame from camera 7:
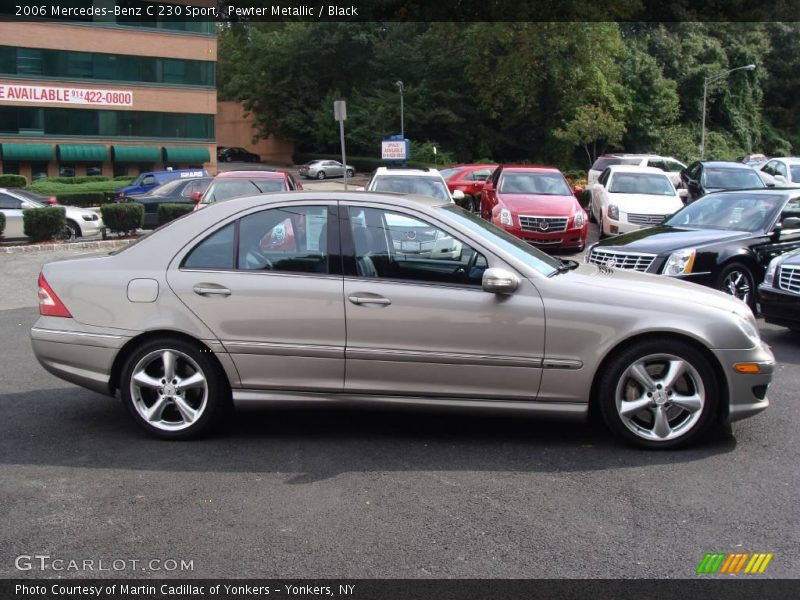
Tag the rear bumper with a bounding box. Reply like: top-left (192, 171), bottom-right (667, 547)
top-left (712, 342), bottom-right (774, 423)
top-left (30, 320), bottom-right (130, 396)
top-left (758, 284), bottom-right (800, 330)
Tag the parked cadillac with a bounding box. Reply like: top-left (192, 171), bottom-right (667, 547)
top-left (759, 247), bottom-right (800, 332)
top-left (587, 189), bottom-right (800, 309)
top-left (31, 192), bottom-right (772, 448)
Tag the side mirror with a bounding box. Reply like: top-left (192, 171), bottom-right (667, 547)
top-left (482, 267), bottom-right (520, 295)
top-left (452, 190), bottom-right (465, 201)
top-left (191, 191), bottom-right (203, 203)
top-left (771, 222), bottom-right (783, 241)
top-left (782, 216), bottom-right (800, 229)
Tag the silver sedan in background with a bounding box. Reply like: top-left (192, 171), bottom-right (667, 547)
top-left (31, 192), bottom-right (773, 448)
top-left (299, 159), bottom-right (355, 180)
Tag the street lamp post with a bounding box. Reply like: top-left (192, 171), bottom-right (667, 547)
top-left (700, 64), bottom-right (756, 159)
top-left (395, 80), bottom-right (404, 139)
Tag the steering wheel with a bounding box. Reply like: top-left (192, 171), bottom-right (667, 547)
top-left (455, 249), bottom-right (481, 282)
top-left (243, 249), bottom-right (274, 271)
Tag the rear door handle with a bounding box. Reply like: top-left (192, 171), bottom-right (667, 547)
top-left (348, 294), bottom-right (391, 306)
top-left (193, 284), bottom-right (231, 297)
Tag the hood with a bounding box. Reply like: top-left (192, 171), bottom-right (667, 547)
top-left (595, 226), bottom-right (750, 254)
top-left (606, 193), bottom-right (683, 214)
top-left (497, 193), bottom-right (578, 216)
top-left (564, 264), bottom-right (751, 318)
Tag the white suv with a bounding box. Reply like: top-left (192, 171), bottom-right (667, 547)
top-left (588, 154), bottom-right (686, 187)
top-left (365, 167), bottom-right (463, 204)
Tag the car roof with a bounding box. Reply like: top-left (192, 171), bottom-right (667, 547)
top-left (445, 164), bottom-right (497, 170)
top-left (772, 157), bottom-right (800, 164)
top-left (374, 166), bottom-right (442, 177)
top-left (600, 153), bottom-right (661, 159)
top-left (698, 161), bottom-right (755, 168)
top-left (703, 187), bottom-right (800, 199)
top-left (605, 165), bottom-right (666, 174)
top-left (214, 170), bottom-right (285, 179)
top-left (501, 165), bottom-right (561, 174)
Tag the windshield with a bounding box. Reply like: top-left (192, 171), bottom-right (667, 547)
top-left (371, 175), bottom-right (450, 201)
top-left (665, 192), bottom-right (784, 232)
top-left (440, 205), bottom-right (560, 276)
top-left (608, 172), bottom-right (676, 196)
top-left (499, 172), bottom-right (572, 196)
top-left (790, 166), bottom-right (800, 183)
top-left (703, 168), bottom-right (764, 189)
top-left (202, 178), bottom-right (286, 203)
top-left (439, 168), bottom-right (463, 181)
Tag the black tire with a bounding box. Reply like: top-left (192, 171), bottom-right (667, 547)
top-left (715, 262), bottom-right (756, 310)
top-left (598, 213), bottom-right (607, 239)
top-left (345, 169), bottom-right (354, 178)
top-left (588, 203), bottom-right (597, 223)
top-left (316, 171), bottom-right (326, 180)
top-left (597, 339), bottom-right (719, 449)
top-left (120, 336), bottom-right (231, 440)
top-left (65, 220), bottom-right (80, 241)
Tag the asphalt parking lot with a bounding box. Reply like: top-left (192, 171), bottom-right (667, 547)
top-left (1, 225), bottom-right (798, 579)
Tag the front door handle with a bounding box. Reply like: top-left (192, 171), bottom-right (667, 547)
top-left (193, 284), bottom-right (231, 297)
top-left (348, 294), bottom-right (391, 306)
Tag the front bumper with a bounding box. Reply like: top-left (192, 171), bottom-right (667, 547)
top-left (712, 341), bottom-right (774, 423)
top-left (79, 216), bottom-right (105, 237)
top-left (758, 283), bottom-right (800, 330)
top-left (498, 222), bottom-right (587, 249)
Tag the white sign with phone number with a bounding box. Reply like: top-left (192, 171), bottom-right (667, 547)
top-left (0, 83), bottom-right (133, 107)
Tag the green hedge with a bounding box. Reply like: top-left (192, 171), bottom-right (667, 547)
top-left (0, 174), bottom-right (27, 188)
top-left (114, 175), bottom-right (135, 181)
top-left (23, 206), bottom-right (66, 242)
top-left (53, 192), bottom-right (111, 208)
top-left (293, 152), bottom-right (435, 174)
top-left (157, 203), bottom-right (194, 226)
top-left (0, 212), bottom-right (5, 238)
top-left (42, 175), bottom-right (110, 184)
top-left (101, 203), bottom-right (143, 234)
top-left (28, 179), bottom-right (128, 197)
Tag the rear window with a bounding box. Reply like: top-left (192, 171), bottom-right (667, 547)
top-left (203, 178), bottom-right (286, 203)
top-left (590, 157), bottom-right (644, 171)
top-left (703, 168), bottom-right (764, 190)
top-left (439, 168), bottom-right (463, 181)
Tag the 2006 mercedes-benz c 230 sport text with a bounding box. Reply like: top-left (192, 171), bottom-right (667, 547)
top-left (31, 192), bottom-right (773, 448)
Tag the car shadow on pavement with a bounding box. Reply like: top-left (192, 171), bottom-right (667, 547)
top-left (0, 387), bottom-right (737, 483)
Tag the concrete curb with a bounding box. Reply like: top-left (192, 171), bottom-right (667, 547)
top-left (1, 238), bottom-right (132, 254)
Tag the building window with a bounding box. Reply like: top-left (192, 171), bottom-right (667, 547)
top-left (2, 162), bottom-right (19, 175)
top-left (59, 165), bottom-right (76, 178)
top-left (0, 106), bottom-right (214, 140)
top-left (86, 165), bottom-right (102, 177)
top-left (0, 46), bottom-right (215, 86)
top-left (113, 164), bottom-right (129, 178)
top-left (31, 162), bottom-right (49, 180)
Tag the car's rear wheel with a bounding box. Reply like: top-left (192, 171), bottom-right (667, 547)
top-left (588, 203), bottom-right (596, 223)
top-left (597, 339), bottom-right (719, 449)
top-left (316, 171), bottom-right (326, 180)
top-left (464, 195), bottom-right (477, 212)
top-left (120, 337), bottom-right (231, 440)
top-left (715, 262), bottom-right (755, 309)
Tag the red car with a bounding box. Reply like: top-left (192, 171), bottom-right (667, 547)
top-left (440, 164), bottom-right (498, 212)
top-left (480, 165), bottom-right (588, 251)
top-left (193, 170), bottom-right (302, 211)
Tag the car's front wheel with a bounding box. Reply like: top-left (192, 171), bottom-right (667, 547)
top-left (597, 339), bottom-right (719, 449)
top-left (64, 220), bottom-right (80, 241)
top-left (120, 337), bottom-right (231, 439)
top-left (345, 168), bottom-right (354, 178)
top-left (715, 262), bottom-right (755, 309)
top-left (316, 171), bottom-right (326, 180)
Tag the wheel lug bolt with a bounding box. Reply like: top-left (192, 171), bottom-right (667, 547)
top-left (656, 384), bottom-right (662, 390)
top-left (647, 392), bottom-right (652, 397)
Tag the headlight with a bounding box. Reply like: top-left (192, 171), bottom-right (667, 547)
top-left (663, 248), bottom-right (696, 276)
top-left (499, 208), bottom-right (513, 226)
top-left (735, 312), bottom-right (761, 347)
top-left (81, 214), bottom-right (98, 221)
top-left (607, 204), bottom-right (619, 220)
top-left (764, 256), bottom-right (780, 287)
top-left (573, 211), bottom-right (585, 228)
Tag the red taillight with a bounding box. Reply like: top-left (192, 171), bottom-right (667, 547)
top-left (37, 273), bottom-right (72, 318)
top-left (47, 196), bottom-right (58, 205)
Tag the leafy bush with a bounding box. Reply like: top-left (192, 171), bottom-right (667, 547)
top-left (101, 203), bottom-right (143, 234)
top-left (42, 176), bottom-right (110, 184)
top-left (157, 203), bottom-right (194, 226)
top-left (54, 192), bottom-right (109, 208)
top-left (0, 212), bottom-right (5, 238)
top-left (28, 179), bottom-right (128, 197)
top-left (114, 175), bottom-right (135, 182)
top-left (23, 206), bottom-right (66, 242)
top-left (0, 174), bottom-right (27, 188)
top-left (410, 141), bottom-right (456, 167)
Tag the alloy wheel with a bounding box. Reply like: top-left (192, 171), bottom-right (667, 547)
top-left (614, 353), bottom-right (705, 442)
top-left (721, 269), bottom-right (752, 304)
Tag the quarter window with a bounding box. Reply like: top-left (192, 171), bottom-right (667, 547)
top-left (347, 207), bottom-right (487, 286)
top-left (183, 223), bottom-right (235, 270)
top-left (0, 193), bottom-right (21, 209)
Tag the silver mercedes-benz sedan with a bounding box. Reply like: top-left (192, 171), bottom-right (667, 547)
top-left (31, 192), bottom-right (773, 448)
